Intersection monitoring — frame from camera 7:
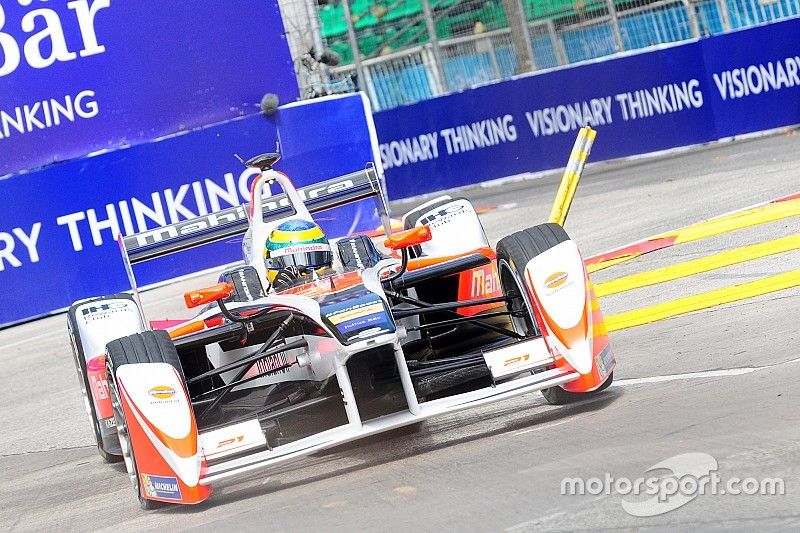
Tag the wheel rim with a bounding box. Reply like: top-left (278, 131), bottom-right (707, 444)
top-left (108, 365), bottom-right (139, 492)
top-left (498, 259), bottom-right (537, 337)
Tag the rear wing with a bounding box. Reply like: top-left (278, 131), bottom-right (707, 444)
top-left (122, 166), bottom-right (386, 265)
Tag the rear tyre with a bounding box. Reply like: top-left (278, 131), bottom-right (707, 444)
top-left (496, 223), bottom-right (611, 405)
top-left (67, 316), bottom-right (123, 464)
top-left (106, 330), bottom-right (185, 510)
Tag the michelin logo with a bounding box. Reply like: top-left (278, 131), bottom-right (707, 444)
top-left (141, 474), bottom-right (182, 500)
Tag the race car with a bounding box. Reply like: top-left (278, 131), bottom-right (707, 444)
top-left (68, 152), bottom-right (615, 508)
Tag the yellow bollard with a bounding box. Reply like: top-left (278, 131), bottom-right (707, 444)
top-left (548, 126), bottom-right (596, 226)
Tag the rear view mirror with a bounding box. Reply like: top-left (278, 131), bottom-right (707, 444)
top-left (184, 283), bottom-right (235, 309)
top-left (384, 225), bottom-right (432, 251)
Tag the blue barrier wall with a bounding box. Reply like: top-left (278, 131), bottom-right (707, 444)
top-left (0, 95), bottom-right (382, 326)
top-left (374, 17), bottom-right (800, 199)
top-left (0, 0), bottom-right (298, 176)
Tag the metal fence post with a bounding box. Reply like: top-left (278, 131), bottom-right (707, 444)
top-left (303, 0), bottom-right (329, 88)
top-left (683, 0), bottom-right (701, 38)
top-left (716, 0), bottom-right (733, 31)
top-left (418, 46), bottom-right (442, 97)
top-left (341, 0), bottom-right (367, 92)
top-left (501, 0), bottom-right (536, 73)
top-left (605, 0), bottom-right (624, 52)
top-left (543, 19), bottom-right (568, 66)
top-left (421, 0), bottom-right (446, 94)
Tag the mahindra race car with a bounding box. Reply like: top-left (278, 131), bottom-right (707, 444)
top-left (68, 153), bottom-right (615, 508)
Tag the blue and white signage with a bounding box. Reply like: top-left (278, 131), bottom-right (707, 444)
top-left (0, 94), bottom-right (382, 326)
top-left (374, 17), bottom-right (800, 199)
top-left (0, 0), bottom-right (298, 176)
top-left (701, 19), bottom-right (800, 138)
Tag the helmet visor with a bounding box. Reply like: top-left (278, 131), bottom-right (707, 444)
top-left (267, 249), bottom-right (333, 271)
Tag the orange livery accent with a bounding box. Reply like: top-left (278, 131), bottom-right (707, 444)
top-left (384, 224), bottom-right (432, 250)
top-left (456, 262), bottom-right (504, 316)
top-left (184, 283), bottom-right (235, 309)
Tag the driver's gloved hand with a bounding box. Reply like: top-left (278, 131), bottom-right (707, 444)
top-left (272, 266), bottom-right (301, 290)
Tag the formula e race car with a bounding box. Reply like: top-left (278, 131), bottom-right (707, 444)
top-left (68, 153), bottom-right (615, 508)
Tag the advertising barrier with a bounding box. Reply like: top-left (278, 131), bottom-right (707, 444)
top-left (701, 20), bottom-right (800, 138)
top-left (0, 94), bottom-right (382, 326)
top-left (374, 18), bottom-right (800, 199)
top-left (0, 0), bottom-right (297, 176)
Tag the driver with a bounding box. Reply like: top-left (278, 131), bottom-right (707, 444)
top-left (264, 219), bottom-right (334, 290)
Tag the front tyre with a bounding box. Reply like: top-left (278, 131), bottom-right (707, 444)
top-left (106, 330), bottom-right (185, 510)
top-left (540, 372), bottom-right (613, 405)
top-left (496, 223), bottom-right (571, 337)
top-left (496, 223), bottom-right (612, 405)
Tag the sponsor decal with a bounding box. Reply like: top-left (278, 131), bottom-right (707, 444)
top-left (86, 355), bottom-right (113, 418)
top-left (349, 239), bottom-right (365, 270)
top-left (503, 354), bottom-right (530, 367)
top-left (349, 326), bottom-right (387, 340)
top-left (199, 418), bottom-right (267, 459)
top-left (88, 370), bottom-right (109, 401)
top-left (336, 315), bottom-right (388, 335)
top-left (545, 271), bottom-right (569, 290)
top-left (125, 177), bottom-right (358, 251)
top-left (103, 417), bottom-right (116, 429)
top-left (148, 385), bottom-right (176, 400)
top-left (319, 287), bottom-right (394, 342)
top-left (418, 202), bottom-right (468, 228)
top-left (237, 269), bottom-right (252, 301)
top-left (271, 243), bottom-right (328, 256)
top-left (141, 474), bottom-right (182, 500)
top-left (595, 344), bottom-right (615, 379)
top-left (80, 301), bottom-right (130, 322)
top-left (326, 301), bottom-right (384, 325)
top-left (470, 266), bottom-right (501, 298)
top-left (483, 338), bottom-right (551, 379)
top-left (254, 350), bottom-right (290, 375)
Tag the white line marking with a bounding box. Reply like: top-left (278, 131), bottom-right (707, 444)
top-left (506, 511), bottom-right (567, 531)
top-left (0, 329), bottom-right (62, 350)
top-left (512, 417), bottom-right (576, 437)
top-left (613, 356), bottom-right (800, 387)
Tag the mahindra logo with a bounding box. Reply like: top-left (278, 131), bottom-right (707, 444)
top-left (471, 267), bottom-right (500, 298)
top-left (127, 178), bottom-right (357, 250)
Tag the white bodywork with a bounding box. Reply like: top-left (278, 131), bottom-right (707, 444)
top-left (525, 240), bottom-right (594, 375)
top-left (403, 196), bottom-right (490, 257)
top-left (72, 298), bottom-right (144, 361)
top-left (116, 363), bottom-right (203, 487)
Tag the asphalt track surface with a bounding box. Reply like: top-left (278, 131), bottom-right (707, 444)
top-left (2, 131), bottom-right (799, 531)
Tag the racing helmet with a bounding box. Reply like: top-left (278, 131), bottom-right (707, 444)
top-left (264, 219), bottom-right (333, 278)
